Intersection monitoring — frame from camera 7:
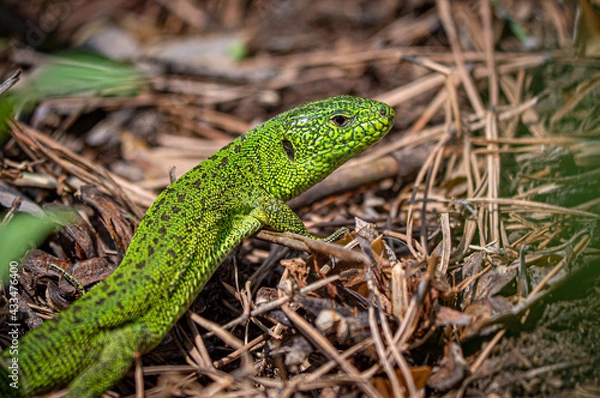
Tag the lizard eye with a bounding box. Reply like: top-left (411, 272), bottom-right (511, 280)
top-left (332, 115), bottom-right (349, 127)
top-left (282, 139), bottom-right (295, 162)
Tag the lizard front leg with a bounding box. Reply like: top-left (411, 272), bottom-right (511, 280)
top-left (253, 196), bottom-right (347, 241)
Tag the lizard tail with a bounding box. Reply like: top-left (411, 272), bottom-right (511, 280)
top-left (0, 367), bottom-right (23, 398)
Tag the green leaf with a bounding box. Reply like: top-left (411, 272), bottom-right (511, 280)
top-left (0, 211), bottom-right (77, 286)
top-left (0, 95), bottom-right (16, 145)
top-left (0, 50), bottom-right (149, 145)
top-left (18, 50), bottom-right (148, 106)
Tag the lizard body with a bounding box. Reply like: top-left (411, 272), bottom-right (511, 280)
top-left (1, 95), bottom-right (394, 397)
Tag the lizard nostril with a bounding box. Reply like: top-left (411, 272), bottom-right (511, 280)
top-left (379, 109), bottom-right (387, 116)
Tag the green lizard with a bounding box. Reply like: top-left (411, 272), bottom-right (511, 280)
top-left (1, 95), bottom-right (394, 397)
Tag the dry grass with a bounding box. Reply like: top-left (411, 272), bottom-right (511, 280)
top-left (1, 1), bottom-right (599, 397)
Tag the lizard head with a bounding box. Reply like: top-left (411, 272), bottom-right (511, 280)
top-left (257, 95), bottom-right (395, 200)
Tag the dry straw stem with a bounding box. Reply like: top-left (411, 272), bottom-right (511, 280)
top-left (278, 293), bottom-right (380, 398)
top-left (2, 1), bottom-right (599, 396)
top-left (9, 121), bottom-right (155, 214)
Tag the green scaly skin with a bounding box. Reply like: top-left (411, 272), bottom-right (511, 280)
top-left (0, 95), bottom-right (394, 397)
